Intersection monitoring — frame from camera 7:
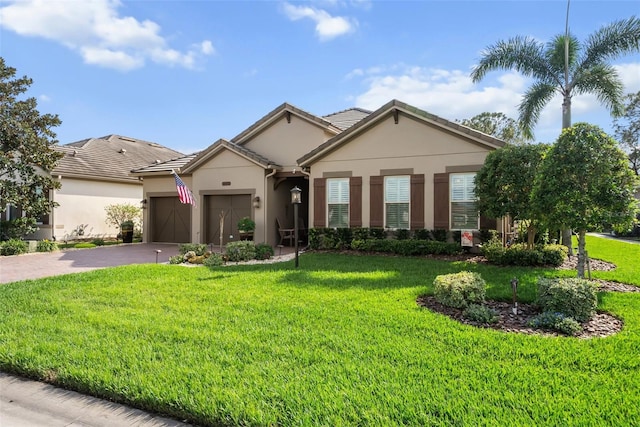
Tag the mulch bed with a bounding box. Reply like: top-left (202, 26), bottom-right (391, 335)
top-left (417, 254), bottom-right (636, 339)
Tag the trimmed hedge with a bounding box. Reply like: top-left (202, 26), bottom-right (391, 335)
top-left (482, 242), bottom-right (567, 267)
top-left (536, 278), bottom-right (598, 322)
top-left (0, 239), bottom-right (28, 256)
top-left (351, 239), bottom-right (462, 256)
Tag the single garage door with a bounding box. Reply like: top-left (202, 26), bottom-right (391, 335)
top-left (205, 194), bottom-right (251, 245)
top-left (150, 196), bottom-right (191, 243)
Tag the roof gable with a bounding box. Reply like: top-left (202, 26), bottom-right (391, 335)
top-left (181, 139), bottom-right (281, 174)
top-left (298, 100), bottom-right (506, 166)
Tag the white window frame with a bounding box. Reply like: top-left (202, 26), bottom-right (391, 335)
top-left (327, 178), bottom-right (349, 228)
top-left (384, 175), bottom-right (410, 229)
top-left (450, 173), bottom-right (479, 230)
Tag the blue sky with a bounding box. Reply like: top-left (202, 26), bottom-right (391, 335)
top-left (1, 0), bottom-right (639, 155)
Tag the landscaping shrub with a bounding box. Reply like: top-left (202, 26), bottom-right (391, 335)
top-left (463, 304), bottom-right (499, 324)
top-left (536, 278), bottom-right (598, 322)
top-left (369, 228), bottom-right (386, 239)
top-left (0, 239), bottom-right (28, 256)
top-left (351, 239), bottom-right (461, 256)
top-left (178, 243), bottom-right (208, 256)
top-left (91, 238), bottom-right (106, 246)
top-left (528, 312), bottom-right (582, 336)
top-left (351, 227), bottom-right (370, 241)
top-left (433, 271), bottom-right (486, 309)
top-left (74, 243), bottom-right (96, 249)
top-left (255, 243), bottom-right (274, 260)
top-left (168, 255), bottom-right (184, 264)
top-left (482, 242), bottom-right (566, 267)
top-left (413, 229), bottom-right (431, 240)
top-left (394, 229), bottom-right (410, 240)
top-left (308, 228), bottom-right (352, 250)
top-left (226, 241), bottom-right (257, 262)
top-left (203, 252), bottom-right (225, 267)
top-left (431, 229), bottom-right (447, 242)
top-left (36, 239), bottom-right (58, 252)
top-left (479, 229), bottom-right (499, 244)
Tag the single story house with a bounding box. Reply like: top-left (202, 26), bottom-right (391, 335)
top-left (13, 135), bottom-right (183, 241)
top-left (132, 100), bottom-right (504, 247)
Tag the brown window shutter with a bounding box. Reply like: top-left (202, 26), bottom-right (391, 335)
top-left (410, 174), bottom-right (425, 230)
top-left (313, 178), bottom-right (326, 227)
top-left (480, 215), bottom-right (497, 230)
top-left (370, 175), bottom-right (384, 228)
top-left (433, 173), bottom-right (449, 230)
top-left (349, 176), bottom-right (362, 227)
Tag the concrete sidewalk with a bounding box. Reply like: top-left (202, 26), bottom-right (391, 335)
top-left (0, 373), bottom-right (191, 426)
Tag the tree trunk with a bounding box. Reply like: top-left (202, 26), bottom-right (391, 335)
top-left (526, 223), bottom-right (536, 249)
top-left (561, 93), bottom-right (573, 256)
top-left (577, 229), bottom-right (586, 279)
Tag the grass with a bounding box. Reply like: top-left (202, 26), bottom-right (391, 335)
top-left (0, 235), bottom-right (638, 426)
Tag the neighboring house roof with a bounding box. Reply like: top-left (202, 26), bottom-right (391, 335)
top-left (54, 135), bottom-right (184, 183)
top-left (130, 153), bottom-right (198, 175)
top-left (231, 103), bottom-right (344, 145)
top-left (323, 108), bottom-right (372, 130)
top-left (298, 99), bottom-right (506, 166)
top-left (181, 139), bottom-right (282, 174)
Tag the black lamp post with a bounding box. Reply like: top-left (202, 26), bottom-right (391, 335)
top-left (290, 186), bottom-right (302, 268)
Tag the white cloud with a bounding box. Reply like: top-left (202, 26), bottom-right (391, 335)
top-left (39, 94), bottom-right (51, 102)
top-left (0, 0), bottom-right (215, 71)
top-left (350, 61), bottom-right (640, 142)
top-left (282, 2), bottom-right (356, 41)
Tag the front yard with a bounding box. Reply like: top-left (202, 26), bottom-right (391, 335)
top-left (0, 235), bottom-right (638, 426)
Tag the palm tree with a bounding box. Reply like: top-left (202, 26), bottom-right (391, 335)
top-left (470, 16), bottom-right (640, 253)
top-left (470, 16), bottom-right (640, 140)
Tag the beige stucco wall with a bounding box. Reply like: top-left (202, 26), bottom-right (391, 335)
top-left (242, 115), bottom-right (330, 170)
top-left (308, 114), bottom-right (493, 229)
top-left (53, 177), bottom-right (142, 240)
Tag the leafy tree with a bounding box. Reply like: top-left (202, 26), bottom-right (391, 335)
top-left (531, 123), bottom-right (638, 278)
top-left (458, 112), bottom-right (530, 145)
top-left (0, 57), bottom-right (63, 236)
top-left (475, 143), bottom-right (549, 248)
top-left (614, 91), bottom-right (640, 175)
top-left (470, 15), bottom-right (640, 253)
top-left (104, 203), bottom-right (142, 234)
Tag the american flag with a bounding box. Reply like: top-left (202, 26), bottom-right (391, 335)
top-left (173, 172), bottom-right (196, 206)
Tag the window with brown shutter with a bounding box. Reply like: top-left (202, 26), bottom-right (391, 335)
top-left (313, 178), bottom-right (326, 227)
top-left (410, 174), bottom-right (425, 230)
top-left (349, 177), bottom-right (362, 227)
top-left (370, 175), bottom-right (384, 228)
top-left (433, 173), bottom-right (449, 230)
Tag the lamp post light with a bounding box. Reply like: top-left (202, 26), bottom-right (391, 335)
top-left (290, 186), bottom-right (302, 268)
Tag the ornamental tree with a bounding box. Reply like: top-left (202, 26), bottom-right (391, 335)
top-left (459, 112), bottom-right (530, 145)
top-left (475, 143), bottom-right (549, 248)
top-left (0, 57), bottom-right (63, 236)
top-left (532, 123), bottom-right (639, 278)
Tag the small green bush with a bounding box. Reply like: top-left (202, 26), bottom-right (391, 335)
top-left (536, 278), bottom-right (598, 322)
top-left (434, 272), bottom-right (486, 309)
top-left (394, 229), bottom-right (410, 240)
top-left (528, 312), bottom-right (582, 336)
top-left (226, 241), bottom-right (257, 262)
top-left (463, 304), bottom-right (499, 324)
top-left (74, 243), bottom-right (96, 249)
top-left (351, 239), bottom-right (461, 256)
top-left (91, 238), bottom-right (106, 246)
top-left (178, 243), bottom-right (208, 256)
top-left (351, 227), bottom-right (371, 241)
top-left (431, 229), bottom-right (448, 242)
top-left (413, 229), bottom-right (431, 240)
top-left (539, 244), bottom-right (568, 265)
top-left (255, 243), bottom-right (274, 260)
top-left (0, 239), bottom-right (28, 256)
top-left (36, 239), bottom-right (58, 252)
top-left (169, 255), bottom-right (184, 264)
top-left (203, 252), bottom-right (225, 267)
top-left (483, 243), bottom-right (566, 267)
top-left (369, 228), bottom-right (386, 239)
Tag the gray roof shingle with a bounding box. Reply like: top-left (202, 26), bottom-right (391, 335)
top-left (323, 108), bottom-right (372, 130)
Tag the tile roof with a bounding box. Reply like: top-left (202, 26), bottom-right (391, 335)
top-left (54, 135), bottom-right (184, 182)
top-left (130, 154), bottom-right (198, 175)
top-left (323, 107), bottom-right (372, 130)
top-left (182, 139), bottom-right (281, 174)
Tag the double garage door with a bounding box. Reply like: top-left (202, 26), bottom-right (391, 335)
top-left (150, 194), bottom-right (251, 244)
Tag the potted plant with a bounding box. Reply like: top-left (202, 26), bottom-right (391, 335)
top-left (120, 220), bottom-right (134, 243)
top-left (237, 217), bottom-right (255, 241)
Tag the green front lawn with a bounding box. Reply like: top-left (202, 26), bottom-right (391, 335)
top-left (0, 236), bottom-right (638, 426)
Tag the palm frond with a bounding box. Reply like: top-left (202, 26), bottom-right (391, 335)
top-left (470, 36), bottom-right (559, 83)
top-left (581, 16), bottom-right (640, 68)
top-left (518, 82), bottom-right (558, 139)
top-left (573, 64), bottom-right (625, 117)
top-left (546, 34), bottom-right (580, 80)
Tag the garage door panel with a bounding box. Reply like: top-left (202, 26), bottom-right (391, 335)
top-left (151, 197), bottom-right (191, 243)
top-left (205, 194), bottom-right (251, 244)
